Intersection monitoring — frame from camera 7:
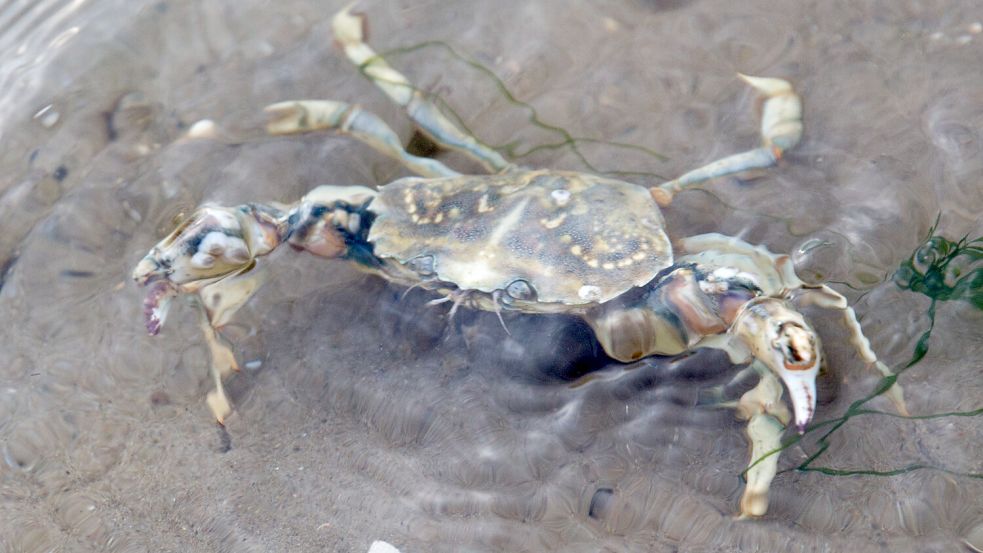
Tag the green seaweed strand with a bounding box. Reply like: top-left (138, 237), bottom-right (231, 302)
top-left (368, 41), bottom-right (669, 178)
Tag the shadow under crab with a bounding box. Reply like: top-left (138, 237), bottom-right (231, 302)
top-left (131, 5), bottom-right (907, 518)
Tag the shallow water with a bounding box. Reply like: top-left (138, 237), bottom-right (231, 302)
top-left (1, 0), bottom-right (982, 551)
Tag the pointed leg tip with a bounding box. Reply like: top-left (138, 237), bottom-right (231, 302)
top-left (650, 187), bottom-right (674, 207)
top-left (893, 395), bottom-right (911, 417)
top-left (333, 3), bottom-right (367, 45)
top-left (207, 390), bottom-right (233, 425)
top-left (264, 103), bottom-right (302, 135)
top-left (739, 493), bottom-right (769, 518)
top-left (736, 73), bottom-right (793, 96)
top-left (263, 101), bottom-right (293, 114)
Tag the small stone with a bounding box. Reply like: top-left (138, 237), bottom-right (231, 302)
top-left (588, 487), bottom-right (614, 520)
top-left (186, 119), bottom-right (219, 139)
top-left (33, 104), bottom-right (60, 128)
top-left (367, 541), bottom-right (401, 553)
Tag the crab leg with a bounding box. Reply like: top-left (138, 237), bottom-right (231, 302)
top-left (426, 289), bottom-right (472, 321)
top-left (193, 270), bottom-right (267, 423)
top-left (651, 75), bottom-right (803, 206)
top-left (678, 232), bottom-right (803, 293)
top-left (797, 285), bottom-right (909, 416)
top-left (692, 334), bottom-right (755, 408)
top-left (736, 361), bottom-right (791, 518)
top-left (265, 100), bottom-right (460, 179)
top-left (332, 6), bottom-right (515, 174)
top-left (682, 234), bottom-right (907, 414)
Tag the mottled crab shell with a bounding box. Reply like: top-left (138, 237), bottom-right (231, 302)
top-left (368, 170), bottom-right (672, 307)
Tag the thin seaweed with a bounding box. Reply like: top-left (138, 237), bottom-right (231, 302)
top-left (366, 41), bottom-right (670, 179)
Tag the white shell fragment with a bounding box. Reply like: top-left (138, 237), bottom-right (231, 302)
top-left (186, 119), bottom-right (219, 139)
top-left (33, 104), bottom-right (61, 128)
top-left (367, 541), bottom-right (401, 553)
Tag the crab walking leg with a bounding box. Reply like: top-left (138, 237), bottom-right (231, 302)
top-left (798, 285), bottom-right (909, 416)
top-left (332, 6), bottom-right (514, 174)
top-left (678, 232), bottom-right (803, 292)
top-left (736, 362), bottom-right (791, 518)
top-left (197, 314), bottom-right (235, 423)
top-left (194, 270), bottom-right (267, 423)
top-left (679, 233), bottom-right (903, 420)
top-left (265, 100), bottom-right (460, 179)
top-left (698, 328), bottom-right (791, 518)
top-left (693, 334), bottom-right (755, 408)
top-left (651, 75), bottom-right (803, 206)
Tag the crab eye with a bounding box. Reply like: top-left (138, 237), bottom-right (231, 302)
top-left (771, 322), bottom-right (816, 370)
top-left (505, 279), bottom-right (536, 301)
top-left (406, 255), bottom-right (435, 276)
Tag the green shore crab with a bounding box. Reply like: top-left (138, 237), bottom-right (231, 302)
top-left (133, 6), bottom-right (907, 517)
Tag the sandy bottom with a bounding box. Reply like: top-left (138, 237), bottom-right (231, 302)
top-left (0, 0), bottom-right (981, 551)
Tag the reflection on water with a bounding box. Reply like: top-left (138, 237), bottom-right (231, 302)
top-left (1, 0), bottom-right (982, 551)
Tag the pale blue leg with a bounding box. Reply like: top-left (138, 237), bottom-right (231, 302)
top-left (651, 75), bottom-right (803, 206)
top-left (265, 99), bottom-right (460, 178)
top-left (333, 6), bottom-right (515, 174)
top-left (798, 285), bottom-right (909, 416)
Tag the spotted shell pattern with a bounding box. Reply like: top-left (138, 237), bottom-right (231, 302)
top-left (368, 170), bottom-right (673, 306)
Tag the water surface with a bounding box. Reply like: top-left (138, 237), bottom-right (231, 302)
top-left (1, 0), bottom-right (981, 551)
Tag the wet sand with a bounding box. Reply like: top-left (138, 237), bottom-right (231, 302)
top-left (0, 0), bottom-right (981, 551)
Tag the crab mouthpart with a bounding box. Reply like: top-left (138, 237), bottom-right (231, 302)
top-left (143, 280), bottom-right (178, 336)
top-left (775, 322), bottom-right (816, 371)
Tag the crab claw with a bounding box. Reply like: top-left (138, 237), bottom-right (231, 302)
top-left (132, 204), bottom-right (284, 335)
top-left (142, 279), bottom-right (178, 335)
top-left (731, 298), bottom-right (820, 433)
top-left (133, 253), bottom-right (180, 335)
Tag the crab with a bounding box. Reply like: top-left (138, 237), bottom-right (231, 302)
top-left (132, 7), bottom-right (908, 518)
